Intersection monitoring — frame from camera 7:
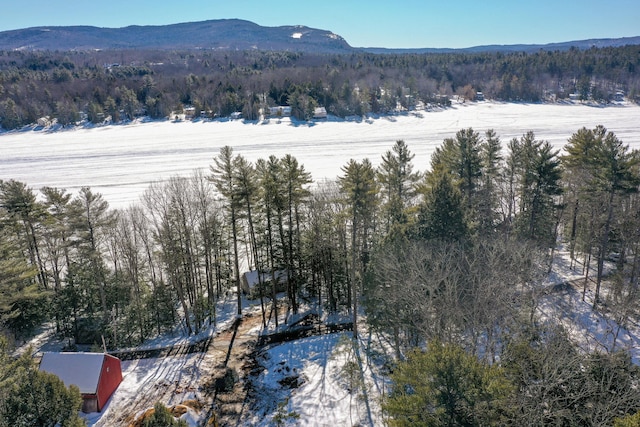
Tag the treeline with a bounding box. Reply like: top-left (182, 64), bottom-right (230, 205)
top-left (2, 125), bottom-right (640, 423)
top-left (1, 125), bottom-right (638, 346)
top-left (0, 44), bottom-right (639, 129)
top-left (0, 338), bottom-right (84, 426)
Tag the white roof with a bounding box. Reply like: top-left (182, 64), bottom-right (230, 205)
top-left (39, 352), bottom-right (106, 394)
top-left (243, 269), bottom-right (289, 287)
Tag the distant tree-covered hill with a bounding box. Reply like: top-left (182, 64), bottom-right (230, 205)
top-left (0, 19), bottom-right (353, 53)
top-left (0, 43), bottom-right (639, 130)
top-left (0, 19), bottom-right (638, 54)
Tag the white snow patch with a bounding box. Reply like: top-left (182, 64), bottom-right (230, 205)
top-left (540, 247), bottom-right (640, 363)
top-left (246, 332), bottom-right (386, 426)
top-left (291, 32), bottom-right (303, 39)
top-left (2, 102), bottom-right (639, 210)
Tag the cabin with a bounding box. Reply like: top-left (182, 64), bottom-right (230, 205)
top-left (184, 106), bottom-right (196, 119)
top-left (475, 92), bottom-right (485, 101)
top-left (37, 116), bottom-right (52, 127)
top-left (241, 269), bottom-right (289, 298)
top-left (39, 352), bottom-right (123, 413)
top-left (313, 107), bottom-right (328, 119)
top-left (268, 106), bottom-right (292, 117)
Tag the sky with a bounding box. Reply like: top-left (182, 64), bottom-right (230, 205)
top-left (2, 0), bottom-right (639, 49)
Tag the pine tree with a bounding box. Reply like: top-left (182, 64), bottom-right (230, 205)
top-left (377, 140), bottom-right (420, 233)
top-left (70, 187), bottom-right (115, 328)
top-left (383, 341), bottom-right (512, 427)
top-left (417, 167), bottom-right (467, 241)
top-left (209, 146), bottom-right (243, 316)
top-left (513, 132), bottom-right (563, 248)
top-left (562, 126), bottom-right (639, 304)
top-left (477, 129), bottom-right (503, 233)
top-left (338, 158), bottom-right (378, 338)
top-left (0, 223), bottom-right (43, 339)
top-left (0, 339), bottom-right (85, 427)
top-left (280, 154), bottom-right (312, 314)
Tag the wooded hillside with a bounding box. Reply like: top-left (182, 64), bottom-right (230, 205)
top-left (0, 45), bottom-right (639, 129)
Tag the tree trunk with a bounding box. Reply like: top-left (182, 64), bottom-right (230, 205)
top-left (594, 191), bottom-right (615, 306)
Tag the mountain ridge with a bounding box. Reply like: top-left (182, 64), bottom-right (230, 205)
top-left (0, 18), bottom-right (638, 54)
top-left (0, 19), bottom-right (353, 53)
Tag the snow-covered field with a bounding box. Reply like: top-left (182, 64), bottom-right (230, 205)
top-left (2, 101), bottom-right (639, 209)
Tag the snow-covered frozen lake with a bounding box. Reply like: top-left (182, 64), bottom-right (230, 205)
top-left (1, 101), bottom-right (639, 209)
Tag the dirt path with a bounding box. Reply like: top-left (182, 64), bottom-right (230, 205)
top-left (94, 309), bottom-right (353, 427)
top-left (93, 312), bottom-right (263, 427)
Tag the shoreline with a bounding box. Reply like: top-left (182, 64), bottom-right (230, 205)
top-left (0, 99), bottom-right (635, 136)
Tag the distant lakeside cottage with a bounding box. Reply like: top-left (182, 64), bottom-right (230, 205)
top-left (39, 352), bottom-right (123, 413)
top-left (267, 106), bottom-right (292, 117)
top-left (313, 107), bottom-right (327, 119)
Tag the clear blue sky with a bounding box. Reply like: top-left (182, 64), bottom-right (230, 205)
top-left (2, 0), bottom-right (639, 49)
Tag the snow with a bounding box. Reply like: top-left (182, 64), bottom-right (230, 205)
top-left (246, 332), bottom-right (387, 427)
top-left (1, 101), bottom-right (639, 209)
top-left (540, 247), bottom-right (640, 363)
top-left (79, 297), bottom-right (262, 427)
top-left (81, 353), bottom-right (205, 426)
top-left (7, 101), bottom-right (640, 425)
top-left (39, 352), bottom-right (107, 394)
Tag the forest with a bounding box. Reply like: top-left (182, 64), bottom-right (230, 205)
top-left (2, 121), bottom-right (640, 424)
top-left (0, 44), bottom-right (639, 129)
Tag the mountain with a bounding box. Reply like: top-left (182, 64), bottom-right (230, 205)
top-left (0, 19), bottom-right (638, 54)
top-left (362, 36), bottom-right (640, 54)
top-left (0, 19), bottom-right (353, 53)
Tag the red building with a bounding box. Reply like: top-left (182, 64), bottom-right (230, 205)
top-left (39, 352), bottom-right (123, 413)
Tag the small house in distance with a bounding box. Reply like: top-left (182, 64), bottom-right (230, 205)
top-left (241, 269), bottom-right (289, 299)
top-left (39, 352), bottom-right (123, 413)
top-left (313, 107), bottom-right (327, 119)
top-left (268, 106), bottom-right (292, 117)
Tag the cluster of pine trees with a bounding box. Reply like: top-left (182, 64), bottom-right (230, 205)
top-left (0, 337), bottom-right (84, 426)
top-left (0, 44), bottom-right (639, 129)
top-left (2, 124), bottom-right (640, 424)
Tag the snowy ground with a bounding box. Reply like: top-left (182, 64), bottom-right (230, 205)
top-left (245, 332), bottom-right (387, 427)
top-left (21, 253), bottom-right (640, 427)
top-left (8, 101), bottom-right (640, 425)
top-left (540, 248), bottom-right (640, 363)
top-left (1, 101), bottom-right (639, 209)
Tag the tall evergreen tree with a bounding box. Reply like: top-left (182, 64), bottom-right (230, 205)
top-left (562, 126), bottom-right (639, 304)
top-left (256, 156), bottom-right (286, 326)
top-left (0, 216), bottom-right (42, 340)
top-left (0, 180), bottom-right (48, 289)
top-left (417, 167), bottom-right (468, 241)
top-left (430, 128), bottom-right (483, 231)
top-left (478, 129), bottom-right (503, 233)
top-left (513, 132), bottom-right (563, 248)
top-left (338, 158), bottom-right (378, 338)
top-left (377, 140), bottom-right (420, 233)
top-left (209, 146), bottom-right (243, 316)
top-left (280, 154), bottom-right (312, 314)
top-left (70, 187), bottom-right (115, 328)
